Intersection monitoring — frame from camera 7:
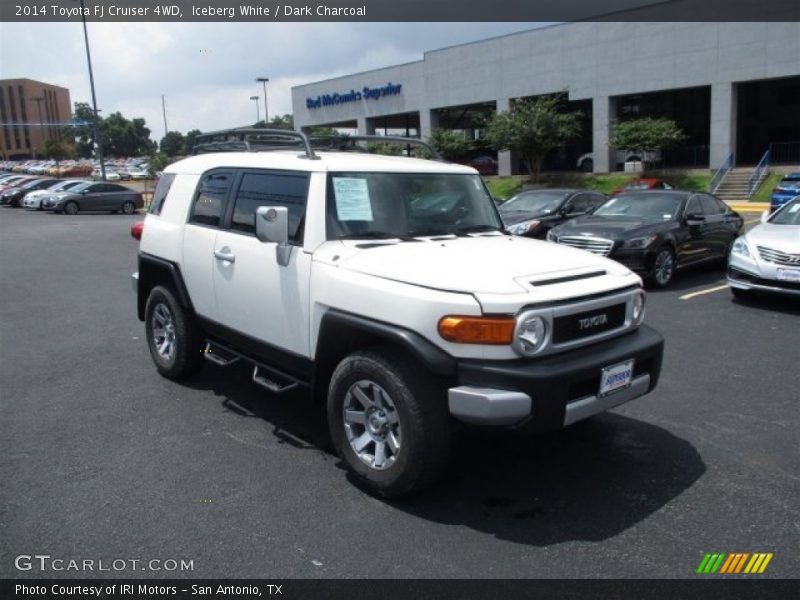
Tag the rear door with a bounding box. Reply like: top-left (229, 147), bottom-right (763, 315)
top-left (181, 170), bottom-right (234, 321)
top-left (699, 193), bottom-right (729, 259)
top-left (678, 195), bottom-right (712, 265)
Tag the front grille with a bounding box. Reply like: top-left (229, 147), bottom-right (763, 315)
top-left (757, 245), bottom-right (800, 266)
top-left (557, 236), bottom-right (614, 256)
top-left (552, 302), bottom-right (627, 344)
top-left (728, 267), bottom-right (800, 291)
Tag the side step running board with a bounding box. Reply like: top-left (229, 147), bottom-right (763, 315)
top-left (252, 365), bottom-right (298, 394)
top-left (204, 339), bottom-right (301, 394)
top-left (204, 342), bottom-right (240, 367)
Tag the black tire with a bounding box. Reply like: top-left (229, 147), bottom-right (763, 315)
top-left (327, 346), bottom-right (450, 498)
top-left (579, 159), bottom-right (593, 173)
top-left (647, 246), bottom-right (676, 288)
top-left (63, 201), bottom-right (78, 216)
top-left (121, 200), bottom-right (135, 215)
top-left (144, 285), bottom-right (205, 380)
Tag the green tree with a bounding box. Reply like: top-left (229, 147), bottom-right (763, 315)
top-left (68, 102), bottom-right (99, 158)
top-left (41, 137), bottom-right (73, 172)
top-left (254, 114), bottom-right (294, 130)
top-left (160, 131), bottom-right (185, 157)
top-left (609, 117), bottom-right (687, 166)
top-left (483, 95), bottom-right (583, 182)
top-left (427, 129), bottom-right (474, 161)
top-left (101, 112), bottom-right (154, 157)
top-left (147, 151), bottom-right (172, 177)
top-left (183, 129), bottom-right (202, 154)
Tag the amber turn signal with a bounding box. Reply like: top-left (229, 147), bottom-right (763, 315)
top-left (438, 315), bottom-right (515, 345)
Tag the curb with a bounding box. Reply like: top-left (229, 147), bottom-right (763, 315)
top-left (726, 202), bottom-right (769, 213)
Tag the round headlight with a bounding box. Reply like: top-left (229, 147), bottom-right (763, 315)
top-left (632, 291), bottom-right (646, 324)
top-left (514, 313), bottom-right (547, 356)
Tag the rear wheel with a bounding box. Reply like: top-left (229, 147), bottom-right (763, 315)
top-left (121, 200), bottom-right (136, 215)
top-left (144, 285), bottom-right (205, 379)
top-left (327, 347), bottom-right (450, 498)
top-left (579, 158), bottom-right (593, 173)
top-left (648, 246), bottom-right (675, 288)
top-left (63, 201), bottom-right (78, 216)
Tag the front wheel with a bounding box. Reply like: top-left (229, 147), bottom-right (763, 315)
top-left (63, 201), bottom-right (78, 216)
top-left (144, 286), bottom-right (205, 379)
top-left (648, 246), bottom-right (675, 288)
top-left (327, 347), bottom-right (450, 498)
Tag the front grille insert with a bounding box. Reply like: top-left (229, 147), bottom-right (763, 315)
top-left (557, 236), bottom-right (614, 256)
top-left (757, 245), bottom-right (800, 266)
top-left (552, 302), bottom-right (627, 344)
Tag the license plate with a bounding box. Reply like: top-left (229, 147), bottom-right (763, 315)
top-left (599, 359), bottom-right (634, 397)
top-left (777, 268), bottom-right (800, 283)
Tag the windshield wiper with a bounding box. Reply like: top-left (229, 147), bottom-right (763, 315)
top-left (408, 228), bottom-right (455, 238)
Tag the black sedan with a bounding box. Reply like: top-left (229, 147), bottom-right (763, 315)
top-left (0, 177), bottom-right (59, 207)
top-left (499, 189), bottom-right (608, 239)
top-left (41, 181), bottom-right (144, 215)
top-left (546, 190), bottom-right (744, 287)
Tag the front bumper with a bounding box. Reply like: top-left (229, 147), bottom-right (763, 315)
top-left (447, 324), bottom-right (663, 430)
top-left (728, 249), bottom-right (800, 296)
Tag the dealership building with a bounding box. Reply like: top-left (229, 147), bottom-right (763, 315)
top-left (0, 79), bottom-right (72, 160)
top-left (292, 22), bottom-right (800, 175)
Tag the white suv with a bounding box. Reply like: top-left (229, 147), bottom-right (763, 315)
top-left (133, 130), bottom-right (664, 497)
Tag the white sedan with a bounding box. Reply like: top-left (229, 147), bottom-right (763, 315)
top-left (23, 179), bottom-right (84, 209)
top-left (728, 196), bottom-right (800, 298)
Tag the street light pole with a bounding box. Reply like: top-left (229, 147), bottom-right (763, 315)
top-left (256, 77), bottom-right (269, 125)
top-left (162, 94), bottom-right (168, 136)
top-left (250, 96), bottom-right (260, 124)
top-left (78, 0), bottom-right (106, 180)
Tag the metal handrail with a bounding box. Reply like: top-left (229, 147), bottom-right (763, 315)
top-left (747, 149), bottom-right (770, 197)
top-left (709, 152), bottom-right (734, 193)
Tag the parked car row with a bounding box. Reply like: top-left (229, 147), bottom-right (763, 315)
top-left (500, 187), bottom-right (745, 288)
top-left (0, 172), bottom-right (144, 214)
top-left (0, 157), bottom-right (153, 181)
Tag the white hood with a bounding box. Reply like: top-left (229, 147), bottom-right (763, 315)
top-left (317, 235), bottom-right (631, 295)
top-left (745, 223), bottom-right (800, 254)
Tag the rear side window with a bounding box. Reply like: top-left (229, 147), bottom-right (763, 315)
top-left (700, 194), bottom-right (723, 215)
top-left (190, 171), bottom-right (233, 227)
top-left (230, 170), bottom-right (309, 242)
top-left (148, 173), bottom-right (175, 215)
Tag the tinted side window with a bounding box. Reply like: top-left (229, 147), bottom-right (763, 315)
top-left (148, 173), bottom-right (175, 215)
top-left (231, 171), bottom-right (309, 241)
top-left (700, 194), bottom-right (723, 215)
top-left (190, 171), bottom-right (233, 227)
top-left (686, 196), bottom-right (702, 216)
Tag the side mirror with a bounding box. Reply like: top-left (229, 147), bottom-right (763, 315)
top-left (760, 210), bottom-right (770, 223)
top-left (256, 206), bottom-right (293, 267)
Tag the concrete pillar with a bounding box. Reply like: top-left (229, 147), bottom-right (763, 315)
top-left (710, 82), bottom-right (737, 168)
top-left (356, 117), bottom-right (375, 136)
top-left (419, 109), bottom-right (439, 141)
top-left (496, 98), bottom-right (512, 177)
top-left (592, 96), bottom-right (616, 173)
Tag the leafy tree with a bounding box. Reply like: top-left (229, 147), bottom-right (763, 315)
top-left (41, 138), bottom-right (73, 172)
top-left (483, 95), bottom-right (582, 182)
top-left (147, 151), bottom-right (172, 177)
top-left (101, 112), bottom-right (154, 157)
top-left (254, 114), bottom-right (294, 130)
top-left (68, 102), bottom-right (99, 158)
top-left (609, 117), bottom-right (687, 166)
top-left (160, 131), bottom-right (185, 157)
top-left (183, 129), bottom-right (202, 154)
top-left (427, 129), bottom-right (474, 161)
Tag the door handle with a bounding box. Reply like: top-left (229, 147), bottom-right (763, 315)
top-left (213, 249), bottom-right (236, 263)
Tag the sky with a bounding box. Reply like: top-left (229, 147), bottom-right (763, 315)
top-left (1, 21), bottom-right (543, 142)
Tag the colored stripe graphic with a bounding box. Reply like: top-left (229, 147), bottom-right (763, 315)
top-left (699, 552), bottom-right (773, 575)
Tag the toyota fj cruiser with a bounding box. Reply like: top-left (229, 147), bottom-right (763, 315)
top-left (133, 130), bottom-right (664, 497)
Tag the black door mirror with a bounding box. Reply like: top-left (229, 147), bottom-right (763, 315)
top-left (685, 212), bottom-right (704, 224)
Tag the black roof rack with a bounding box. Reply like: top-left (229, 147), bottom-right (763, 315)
top-left (191, 129), bottom-right (444, 162)
top-left (308, 135), bottom-right (443, 161)
top-left (192, 128), bottom-right (319, 159)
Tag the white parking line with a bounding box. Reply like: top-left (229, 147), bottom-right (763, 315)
top-left (680, 284), bottom-right (729, 300)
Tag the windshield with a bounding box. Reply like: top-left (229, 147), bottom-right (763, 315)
top-left (499, 191), bottom-right (568, 215)
top-left (769, 197), bottom-right (800, 225)
top-left (326, 172), bottom-right (503, 240)
top-left (66, 182), bottom-right (93, 193)
top-left (594, 192), bottom-right (684, 220)
top-left (53, 180), bottom-right (83, 192)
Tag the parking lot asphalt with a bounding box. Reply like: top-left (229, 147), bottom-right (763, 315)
top-left (1, 207), bottom-right (798, 580)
